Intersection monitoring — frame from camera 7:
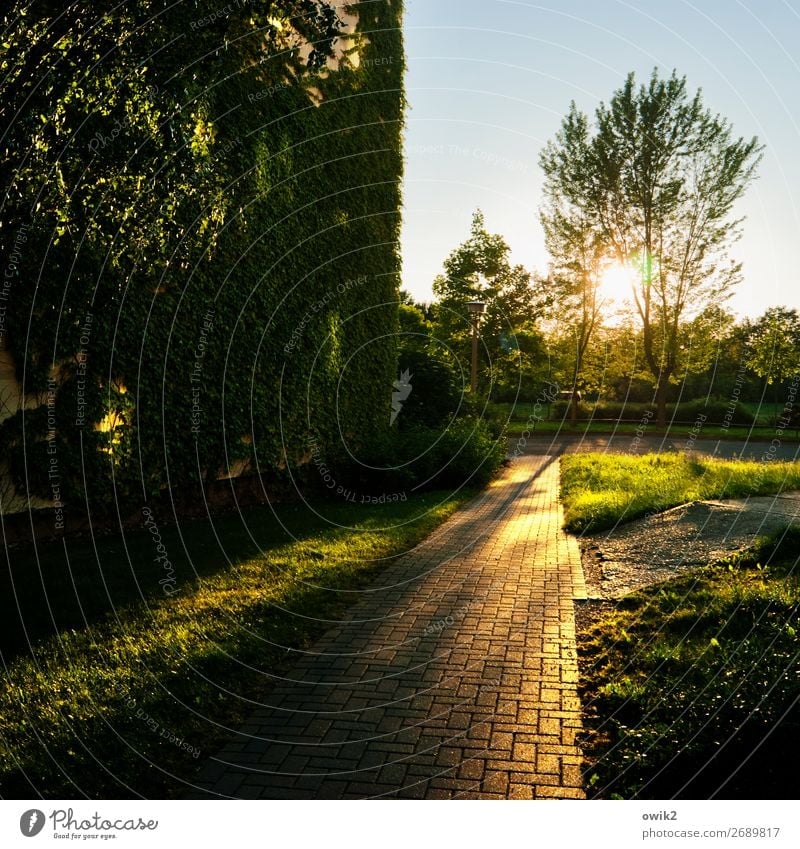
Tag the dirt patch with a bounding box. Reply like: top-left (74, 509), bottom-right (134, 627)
top-left (573, 597), bottom-right (615, 635)
top-left (575, 492), bottom-right (800, 600)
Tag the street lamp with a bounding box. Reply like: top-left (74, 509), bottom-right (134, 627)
top-left (467, 299), bottom-right (486, 392)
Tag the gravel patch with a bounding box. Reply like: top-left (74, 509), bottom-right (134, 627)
top-left (576, 492), bottom-right (800, 599)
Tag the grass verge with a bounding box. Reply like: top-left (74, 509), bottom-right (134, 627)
top-left (0, 490), bottom-right (475, 798)
top-left (561, 453), bottom-right (800, 533)
top-left (503, 419), bottom-right (800, 442)
top-left (579, 528), bottom-right (800, 799)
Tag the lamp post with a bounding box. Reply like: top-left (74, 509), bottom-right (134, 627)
top-left (466, 299), bottom-right (486, 392)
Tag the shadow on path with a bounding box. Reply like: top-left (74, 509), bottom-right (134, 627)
top-left (189, 455), bottom-right (587, 800)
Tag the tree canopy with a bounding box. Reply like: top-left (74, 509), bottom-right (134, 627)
top-left (746, 307), bottom-right (800, 386)
top-left (540, 69), bottom-right (763, 425)
top-left (431, 211), bottom-right (547, 399)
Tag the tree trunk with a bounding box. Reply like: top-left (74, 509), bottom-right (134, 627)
top-left (656, 380), bottom-right (668, 429)
top-left (570, 349), bottom-right (581, 427)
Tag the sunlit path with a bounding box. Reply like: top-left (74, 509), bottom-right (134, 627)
top-left (190, 456), bottom-right (587, 799)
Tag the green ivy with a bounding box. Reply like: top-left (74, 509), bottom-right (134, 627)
top-left (0, 1), bottom-right (405, 511)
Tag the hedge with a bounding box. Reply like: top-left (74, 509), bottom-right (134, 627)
top-left (0, 1), bottom-right (405, 513)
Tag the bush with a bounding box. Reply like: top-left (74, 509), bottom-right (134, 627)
top-left (550, 399), bottom-right (651, 421)
top-left (673, 397), bottom-right (754, 426)
top-left (548, 397), bottom-right (755, 426)
top-left (402, 418), bottom-right (506, 488)
top-left (591, 400), bottom-right (652, 419)
top-left (335, 417), bottom-right (506, 494)
top-left (396, 348), bottom-right (463, 428)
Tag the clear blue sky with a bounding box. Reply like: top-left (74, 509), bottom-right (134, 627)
top-left (400, 0), bottom-right (800, 318)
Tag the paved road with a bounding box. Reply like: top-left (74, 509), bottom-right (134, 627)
top-left (191, 456), bottom-right (587, 800)
top-left (509, 432), bottom-right (800, 460)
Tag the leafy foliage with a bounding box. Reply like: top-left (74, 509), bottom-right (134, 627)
top-left (431, 210), bottom-right (547, 401)
top-left (540, 70), bottom-right (763, 424)
top-left (0, 0), bottom-right (405, 510)
top-left (395, 347), bottom-right (463, 428)
top-left (746, 307), bottom-right (800, 385)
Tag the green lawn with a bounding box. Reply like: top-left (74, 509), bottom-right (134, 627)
top-left (0, 490), bottom-right (475, 798)
top-left (503, 418), bottom-right (799, 442)
top-left (741, 401), bottom-right (786, 426)
top-left (560, 453), bottom-right (800, 532)
top-left (580, 529), bottom-right (800, 799)
top-left (494, 399), bottom-right (799, 442)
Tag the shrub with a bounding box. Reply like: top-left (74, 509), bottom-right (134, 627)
top-left (549, 397), bottom-right (755, 426)
top-left (334, 417), bottom-right (506, 494)
top-left (396, 348), bottom-right (464, 428)
top-left (550, 399), bottom-right (652, 421)
top-left (673, 397), bottom-right (754, 426)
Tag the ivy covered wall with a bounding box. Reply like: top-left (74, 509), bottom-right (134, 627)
top-left (0, 1), bottom-right (405, 514)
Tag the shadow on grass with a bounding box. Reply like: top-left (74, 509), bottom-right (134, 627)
top-left (1, 500), bottom-right (370, 661)
top-left (0, 489), bottom-right (478, 798)
top-left (579, 528), bottom-right (800, 799)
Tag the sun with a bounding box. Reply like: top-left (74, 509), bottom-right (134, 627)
top-left (599, 261), bottom-right (637, 304)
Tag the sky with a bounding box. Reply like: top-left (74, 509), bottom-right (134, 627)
top-left (399, 0), bottom-right (800, 319)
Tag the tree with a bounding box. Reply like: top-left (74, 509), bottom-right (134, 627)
top-left (539, 204), bottom-right (606, 423)
top-left (432, 211), bottom-right (545, 398)
top-left (397, 292), bottom-right (433, 350)
top-left (540, 69), bottom-right (763, 426)
top-left (746, 308), bottom-right (800, 410)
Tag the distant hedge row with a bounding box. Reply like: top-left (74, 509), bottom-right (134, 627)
top-left (549, 398), bottom-right (755, 426)
top-left (0, 1), bottom-right (405, 512)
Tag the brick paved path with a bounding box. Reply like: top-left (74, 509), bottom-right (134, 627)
top-left (193, 455), bottom-right (587, 799)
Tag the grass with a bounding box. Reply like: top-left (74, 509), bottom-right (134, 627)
top-left (503, 418), bottom-right (800, 441)
top-left (0, 490), bottom-right (475, 798)
top-left (495, 398), bottom-right (800, 441)
top-left (560, 453), bottom-right (800, 533)
top-left (579, 528), bottom-right (800, 799)
top-left (741, 401), bottom-right (786, 426)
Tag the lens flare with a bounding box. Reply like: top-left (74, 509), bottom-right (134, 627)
top-left (599, 261), bottom-right (637, 304)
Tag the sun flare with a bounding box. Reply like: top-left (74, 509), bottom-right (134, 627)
top-left (599, 261), bottom-right (637, 304)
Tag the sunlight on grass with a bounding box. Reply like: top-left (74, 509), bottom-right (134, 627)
top-left (560, 453), bottom-right (800, 532)
top-left (0, 490), bottom-right (474, 798)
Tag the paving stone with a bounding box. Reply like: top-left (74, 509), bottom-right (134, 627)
top-left (480, 770), bottom-right (510, 795)
top-left (508, 783), bottom-right (535, 799)
top-left (192, 456), bottom-right (586, 800)
top-left (457, 758), bottom-right (485, 781)
top-left (425, 787), bottom-right (453, 799)
top-left (512, 742), bottom-right (538, 763)
top-left (536, 785), bottom-right (586, 799)
top-left (537, 753), bottom-right (562, 774)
